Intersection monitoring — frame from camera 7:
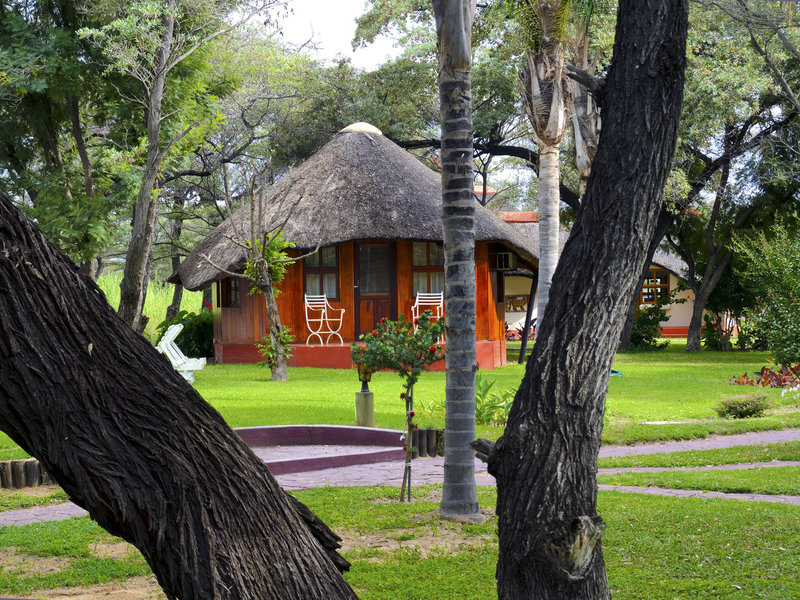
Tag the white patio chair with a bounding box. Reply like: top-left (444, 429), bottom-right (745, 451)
top-left (156, 323), bottom-right (206, 384)
top-left (411, 292), bottom-right (444, 335)
top-left (304, 294), bottom-right (345, 345)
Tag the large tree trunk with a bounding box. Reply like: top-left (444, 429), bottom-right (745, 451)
top-left (0, 196), bottom-right (356, 600)
top-left (488, 2), bottom-right (688, 598)
top-left (432, 0), bottom-right (481, 522)
top-left (118, 3), bottom-right (174, 333)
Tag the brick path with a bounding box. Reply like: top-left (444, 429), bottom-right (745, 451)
top-left (2, 428), bottom-right (799, 527)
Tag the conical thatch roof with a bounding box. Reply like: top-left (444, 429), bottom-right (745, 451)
top-left (171, 123), bottom-right (537, 291)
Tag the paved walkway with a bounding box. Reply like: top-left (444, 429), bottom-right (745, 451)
top-left (1, 429), bottom-right (799, 527)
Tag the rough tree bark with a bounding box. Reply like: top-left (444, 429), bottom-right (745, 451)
top-left (486, 1), bottom-right (689, 598)
top-left (432, 0), bottom-right (481, 521)
top-left (0, 196), bottom-right (356, 600)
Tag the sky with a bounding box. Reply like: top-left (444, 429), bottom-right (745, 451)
top-left (274, 0), bottom-right (400, 70)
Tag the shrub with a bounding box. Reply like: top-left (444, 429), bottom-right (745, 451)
top-left (713, 393), bottom-right (771, 419)
top-left (629, 304), bottom-right (669, 351)
top-left (735, 220), bottom-right (800, 364)
top-left (255, 327), bottom-right (295, 370)
top-left (156, 310), bottom-right (213, 358)
top-left (474, 373), bottom-right (517, 426)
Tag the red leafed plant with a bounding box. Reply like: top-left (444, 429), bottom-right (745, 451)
top-left (731, 364), bottom-right (800, 388)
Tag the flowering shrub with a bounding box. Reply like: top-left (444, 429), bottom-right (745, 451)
top-left (713, 393), bottom-right (771, 419)
top-left (350, 311), bottom-right (445, 387)
top-left (350, 311), bottom-right (445, 501)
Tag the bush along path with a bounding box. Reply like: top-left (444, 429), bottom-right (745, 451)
top-left (2, 428), bottom-right (800, 528)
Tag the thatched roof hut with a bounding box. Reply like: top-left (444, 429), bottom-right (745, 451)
top-left (171, 123), bottom-right (536, 291)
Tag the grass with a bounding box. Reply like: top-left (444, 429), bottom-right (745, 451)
top-left (598, 441), bottom-right (800, 469)
top-left (0, 518), bottom-right (150, 595)
top-left (598, 466), bottom-right (800, 495)
top-left (0, 339), bottom-right (796, 462)
top-left (2, 487), bottom-right (798, 599)
top-left (96, 270), bottom-right (203, 342)
top-left (0, 488), bottom-right (69, 512)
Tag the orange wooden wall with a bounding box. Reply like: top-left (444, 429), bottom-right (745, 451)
top-left (214, 240), bottom-right (507, 345)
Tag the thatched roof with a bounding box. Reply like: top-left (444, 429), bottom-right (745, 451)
top-left (171, 123), bottom-right (537, 291)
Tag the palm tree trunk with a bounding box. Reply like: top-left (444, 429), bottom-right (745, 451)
top-left (433, 0), bottom-right (481, 522)
top-left (536, 144), bottom-right (561, 324)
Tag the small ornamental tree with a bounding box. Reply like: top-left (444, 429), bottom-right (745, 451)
top-left (351, 311), bottom-right (446, 501)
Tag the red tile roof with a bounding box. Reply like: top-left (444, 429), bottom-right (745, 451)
top-left (496, 211), bottom-right (539, 223)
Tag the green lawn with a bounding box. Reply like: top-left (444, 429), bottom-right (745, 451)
top-left (1, 341), bottom-right (796, 459)
top-left (598, 441), bottom-right (800, 469)
top-left (598, 465), bottom-right (800, 495)
top-left (1, 487), bottom-right (798, 599)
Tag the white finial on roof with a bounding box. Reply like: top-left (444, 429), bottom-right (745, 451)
top-left (339, 122), bottom-right (383, 135)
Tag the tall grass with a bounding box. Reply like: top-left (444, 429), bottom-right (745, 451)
top-left (96, 271), bottom-right (204, 342)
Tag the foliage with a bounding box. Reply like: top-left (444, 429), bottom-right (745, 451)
top-left (244, 231), bottom-right (295, 292)
top-left (474, 373), bottom-right (517, 426)
top-left (735, 219), bottom-right (800, 365)
top-left (255, 327), bottom-right (295, 370)
top-left (731, 364), bottom-right (800, 388)
top-left (156, 309), bottom-right (213, 358)
top-left (713, 392), bottom-right (771, 419)
top-left (735, 312), bottom-right (770, 351)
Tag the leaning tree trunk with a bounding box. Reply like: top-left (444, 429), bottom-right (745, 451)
top-left (487, 1), bottom-right (688, 599)
top-left (0, 196), bottom-right (356, 600)
top-left (432, 0), bottom-right (481, 522)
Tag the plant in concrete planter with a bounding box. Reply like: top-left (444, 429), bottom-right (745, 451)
top-left (350, 311), bottom-right (445, 500)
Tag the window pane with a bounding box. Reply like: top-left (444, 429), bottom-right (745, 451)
top-left (359, 245), bottom-right (391, 295)
top-left (642, 289), bottom-right (655, 303)
top-left (306, 274), bottom-right (321, 295)
top-left (413, 272), bottom-right (428, 295)
top-left (429, 271), bottom-right (444, 293)
top-left (412, 242), bottom-right (427, 266)
top-left (322, 273), bottom-right (337, 298)
top-left (321, 246), bottom-right (337, 268)
top-left (304, 253), bottom-right (320, 268)
top-left (429, 243), bottom-right (444, 266)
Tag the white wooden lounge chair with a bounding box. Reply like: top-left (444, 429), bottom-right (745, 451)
top-left (304, 294), bottom-right (345, 345)
top-left (411, 292), bottom-right (444, 327)
top-left (156, 323), bottom-right (206, 384)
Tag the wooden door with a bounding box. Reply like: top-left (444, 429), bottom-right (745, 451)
top-left (355, 243), bottom-right (397, 335)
